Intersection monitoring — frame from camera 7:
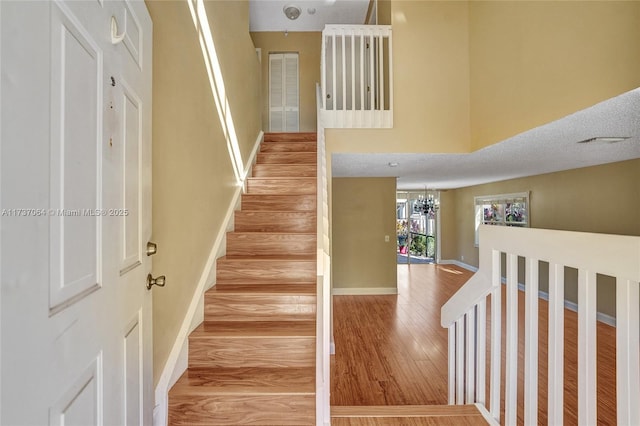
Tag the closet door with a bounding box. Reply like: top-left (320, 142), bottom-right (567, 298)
top-left (269, 53), bottom-right (299, 132)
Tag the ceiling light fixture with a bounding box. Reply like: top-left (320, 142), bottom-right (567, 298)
top-left (283, 5), bottom-right (302, 20)
top-left (577, 137), bottom-right (630, 144)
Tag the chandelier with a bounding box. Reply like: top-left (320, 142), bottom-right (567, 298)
top-left (414, 194), bottom-right (439, 216)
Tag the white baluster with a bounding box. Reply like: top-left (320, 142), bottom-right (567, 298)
top-left (524, 257), bottom-right (539, 425)
top-left (578, 270), bottom-right (597, 425)
top-left (448, 325), bottom-right (456, 404)
top-left (548, 263), bottom-right (564, 425)
top-left (505, 253), bottom-right (518, 426)
top-left (490, 250), bottom-right (501, 422)
top-left (616, 279), bottom-right (640, 425)
top-left (456, 317), bottom-right (465, 404)
top-left (465, 307), bottom-right (476, 403)
top-left (476, 298), bottom-right (486, 406)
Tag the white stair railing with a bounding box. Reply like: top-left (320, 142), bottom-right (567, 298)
top-left (316, 83), bottom-right (331, 426)
top-left (441, 225), bottom-right (640, 425)
top-left (321, 24), bottom-right (392, 128)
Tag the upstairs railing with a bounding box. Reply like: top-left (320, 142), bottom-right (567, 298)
top-left (315, 83), bottom-right (331, 426)
top-left (441, 225), bottom-right (640, 425)
top-left (321, 24), bottom-right (392, 128)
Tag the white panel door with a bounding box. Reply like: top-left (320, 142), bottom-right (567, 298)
top-left (269, 53), bottom-right (299, 132)
top-left (0, 1), bottom-right (153, 425)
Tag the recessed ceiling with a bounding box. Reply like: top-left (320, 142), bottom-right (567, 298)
top-left (332, 88), bottom-right (640, 190)
top-left (249, 0), bottom-right (370, 32)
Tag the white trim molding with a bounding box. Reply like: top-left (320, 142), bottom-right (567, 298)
top-left (153, 131), bottom-right (263, 426)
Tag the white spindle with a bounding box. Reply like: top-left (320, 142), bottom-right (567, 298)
top-left (456, 318), bottom-right (465, 404)
top-left (387, 29), bottom-right (393, 118)
top-left (465, 307), bottom-right (476, 403)
top-left (548, 263), bottom-right (564, 425)
top-left (331, 33), bottom-right (336, 112)
top-left (350, 31), bottom-right (355, 111)
top-left (359, 32), bottom-right (364, 111)
top-left (578, 270), bottom-right (597, 425)
top-left (378, 32), bottom-right (384, 111)
top-left (369, 34), bottom-right (374, 110)
top-left (505, 253), bottom-right (518, 426)
top-left (524, 258), bottom-right (539, 425)
top-left (616, 279), bottom-right (640, 425)
top-left (341, 30), bottom-right (346, 111)
top-left (448, 325), bottom-right (456, 404)
top-left (322, 36), bottom-right (327, 110)
top-left (476, 298), bottom-right (486, 405)
top-left (490, 250), bottom-right (501, 422)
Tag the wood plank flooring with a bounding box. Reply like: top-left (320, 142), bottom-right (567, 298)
top-left (331, 264), bottom-right (618, 425)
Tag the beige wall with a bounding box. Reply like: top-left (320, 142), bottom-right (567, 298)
top-left (440, 159), bottom-right (640, 316)
top-left (250, 32), bottom-right (322, 132)
top-left (326, 1), bottom-right (640, 155)
top-left (326, 1), bottom-right (472, 154)
top-left (469, 1), bottom-right (640, 150)
top-left (332, 178), bottom-right (397, 290)
top-left (147, 0), bottom-right (261, 385)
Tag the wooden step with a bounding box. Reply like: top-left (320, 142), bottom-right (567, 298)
top-left (246, 177), bottom-right (316, 195)
top-left (234, 211), bottom-right (316, 233)
top-left (264, 132), bottom-right (316, 142)
top-left (216, 255), bottom-right (316, 284)
top-left (256, 151), bottom-right (316, 164)
top-left (241, 194), bottom-right (316, 212)
top-left (188, 321), bottom-right (315, 368)
top-left (169, 367), bottom-right (315, 425)
top-left (331, 405), bottom-right (489, 425)
top-left (260, 141), bottom-right (316, 153)
top-left (226, 232), bottom-right (316, 256)
top-left (205, 285), bottom-right (316, 321)
top-left (252, 163), bottom-right (317, 178)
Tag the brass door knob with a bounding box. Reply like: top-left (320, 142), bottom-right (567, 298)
top-left (146, 274), bottom-right (166, 290)
top-left (146, 241), bottom-right (158, 256)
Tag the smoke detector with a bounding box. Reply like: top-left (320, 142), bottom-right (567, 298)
top-left (283, 5), bottom-right (302, 20)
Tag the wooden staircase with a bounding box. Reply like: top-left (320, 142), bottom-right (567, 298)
top-left (168, 132), bottom-right (317, 425)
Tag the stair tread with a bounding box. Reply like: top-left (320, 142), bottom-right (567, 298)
top-left (209, 283), bottom-right (316, 295)
top-left (219, 254), bottom-right (316, 261)
top-left (171, 367), bottom-right (315, 395)
top-left (191, 321), bottom-right (316, 337)
top-left (331, 405), bottom-right (485, 417)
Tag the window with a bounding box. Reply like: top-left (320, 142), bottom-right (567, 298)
top-left (474, 192), bottom-right (529, 246)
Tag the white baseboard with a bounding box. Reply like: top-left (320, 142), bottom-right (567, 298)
top-left (332, 287), bottom-right (398, 295)
top-left (439, 259), bottom-right (479, 272)
top-left (440, 259), bottom-right (616, 327)
top-left (153, 131), bottom-right (263, 426)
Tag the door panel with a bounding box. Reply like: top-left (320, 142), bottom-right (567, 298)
top-left (0, 1), bottom-right (153, 424)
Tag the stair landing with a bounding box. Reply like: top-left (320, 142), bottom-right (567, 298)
top-left (331, 405), bottom-right (490, 425)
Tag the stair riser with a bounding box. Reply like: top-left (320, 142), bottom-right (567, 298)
top-left (168, 394), bottom-right (315, 425)
top-left (260, 141), bottom-right (316, 153)
top-left (205, 296), bottom-right (316, 321)
top-left (257, 152), bottom-right (316, 164)
top-left (241, 195), bottom-right (316, 212)
top-left (247, 178), bottom-right (316, 195)
top-left (217, 260), bottom-right (316, 284)
top-left (234, 212), bottom-right (316, 233)
top-left (252, 164), bottom-right (317, 178)
top-left (264, 132), bottom-right (316, 142)
top-left (189, 337), bottom-right (315, 368)
top-left (226, 233), bottom-right (316, 256)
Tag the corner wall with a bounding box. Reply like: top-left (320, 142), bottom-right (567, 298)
top-left (440, 159), bottom-right (640, 316)
top-left (146, 0), bottom-right (261, 386)
top-left (331, 177), bottom-right (397, 292)
top-left (250, 31), bottom-right (322, 132)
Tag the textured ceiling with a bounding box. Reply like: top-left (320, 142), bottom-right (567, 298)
top-left (332, 88), bottom-right (640, 190)
top-left (249, 0), bottom-right (370, 32)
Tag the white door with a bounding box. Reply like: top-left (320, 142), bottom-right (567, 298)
top-left (269, 53), bottom-right (299, 132)
top-left (1, 1), bottom-right (153, 425)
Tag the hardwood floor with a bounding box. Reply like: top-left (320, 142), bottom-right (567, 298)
top-left (331, 264), bottom-right (618, 425)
